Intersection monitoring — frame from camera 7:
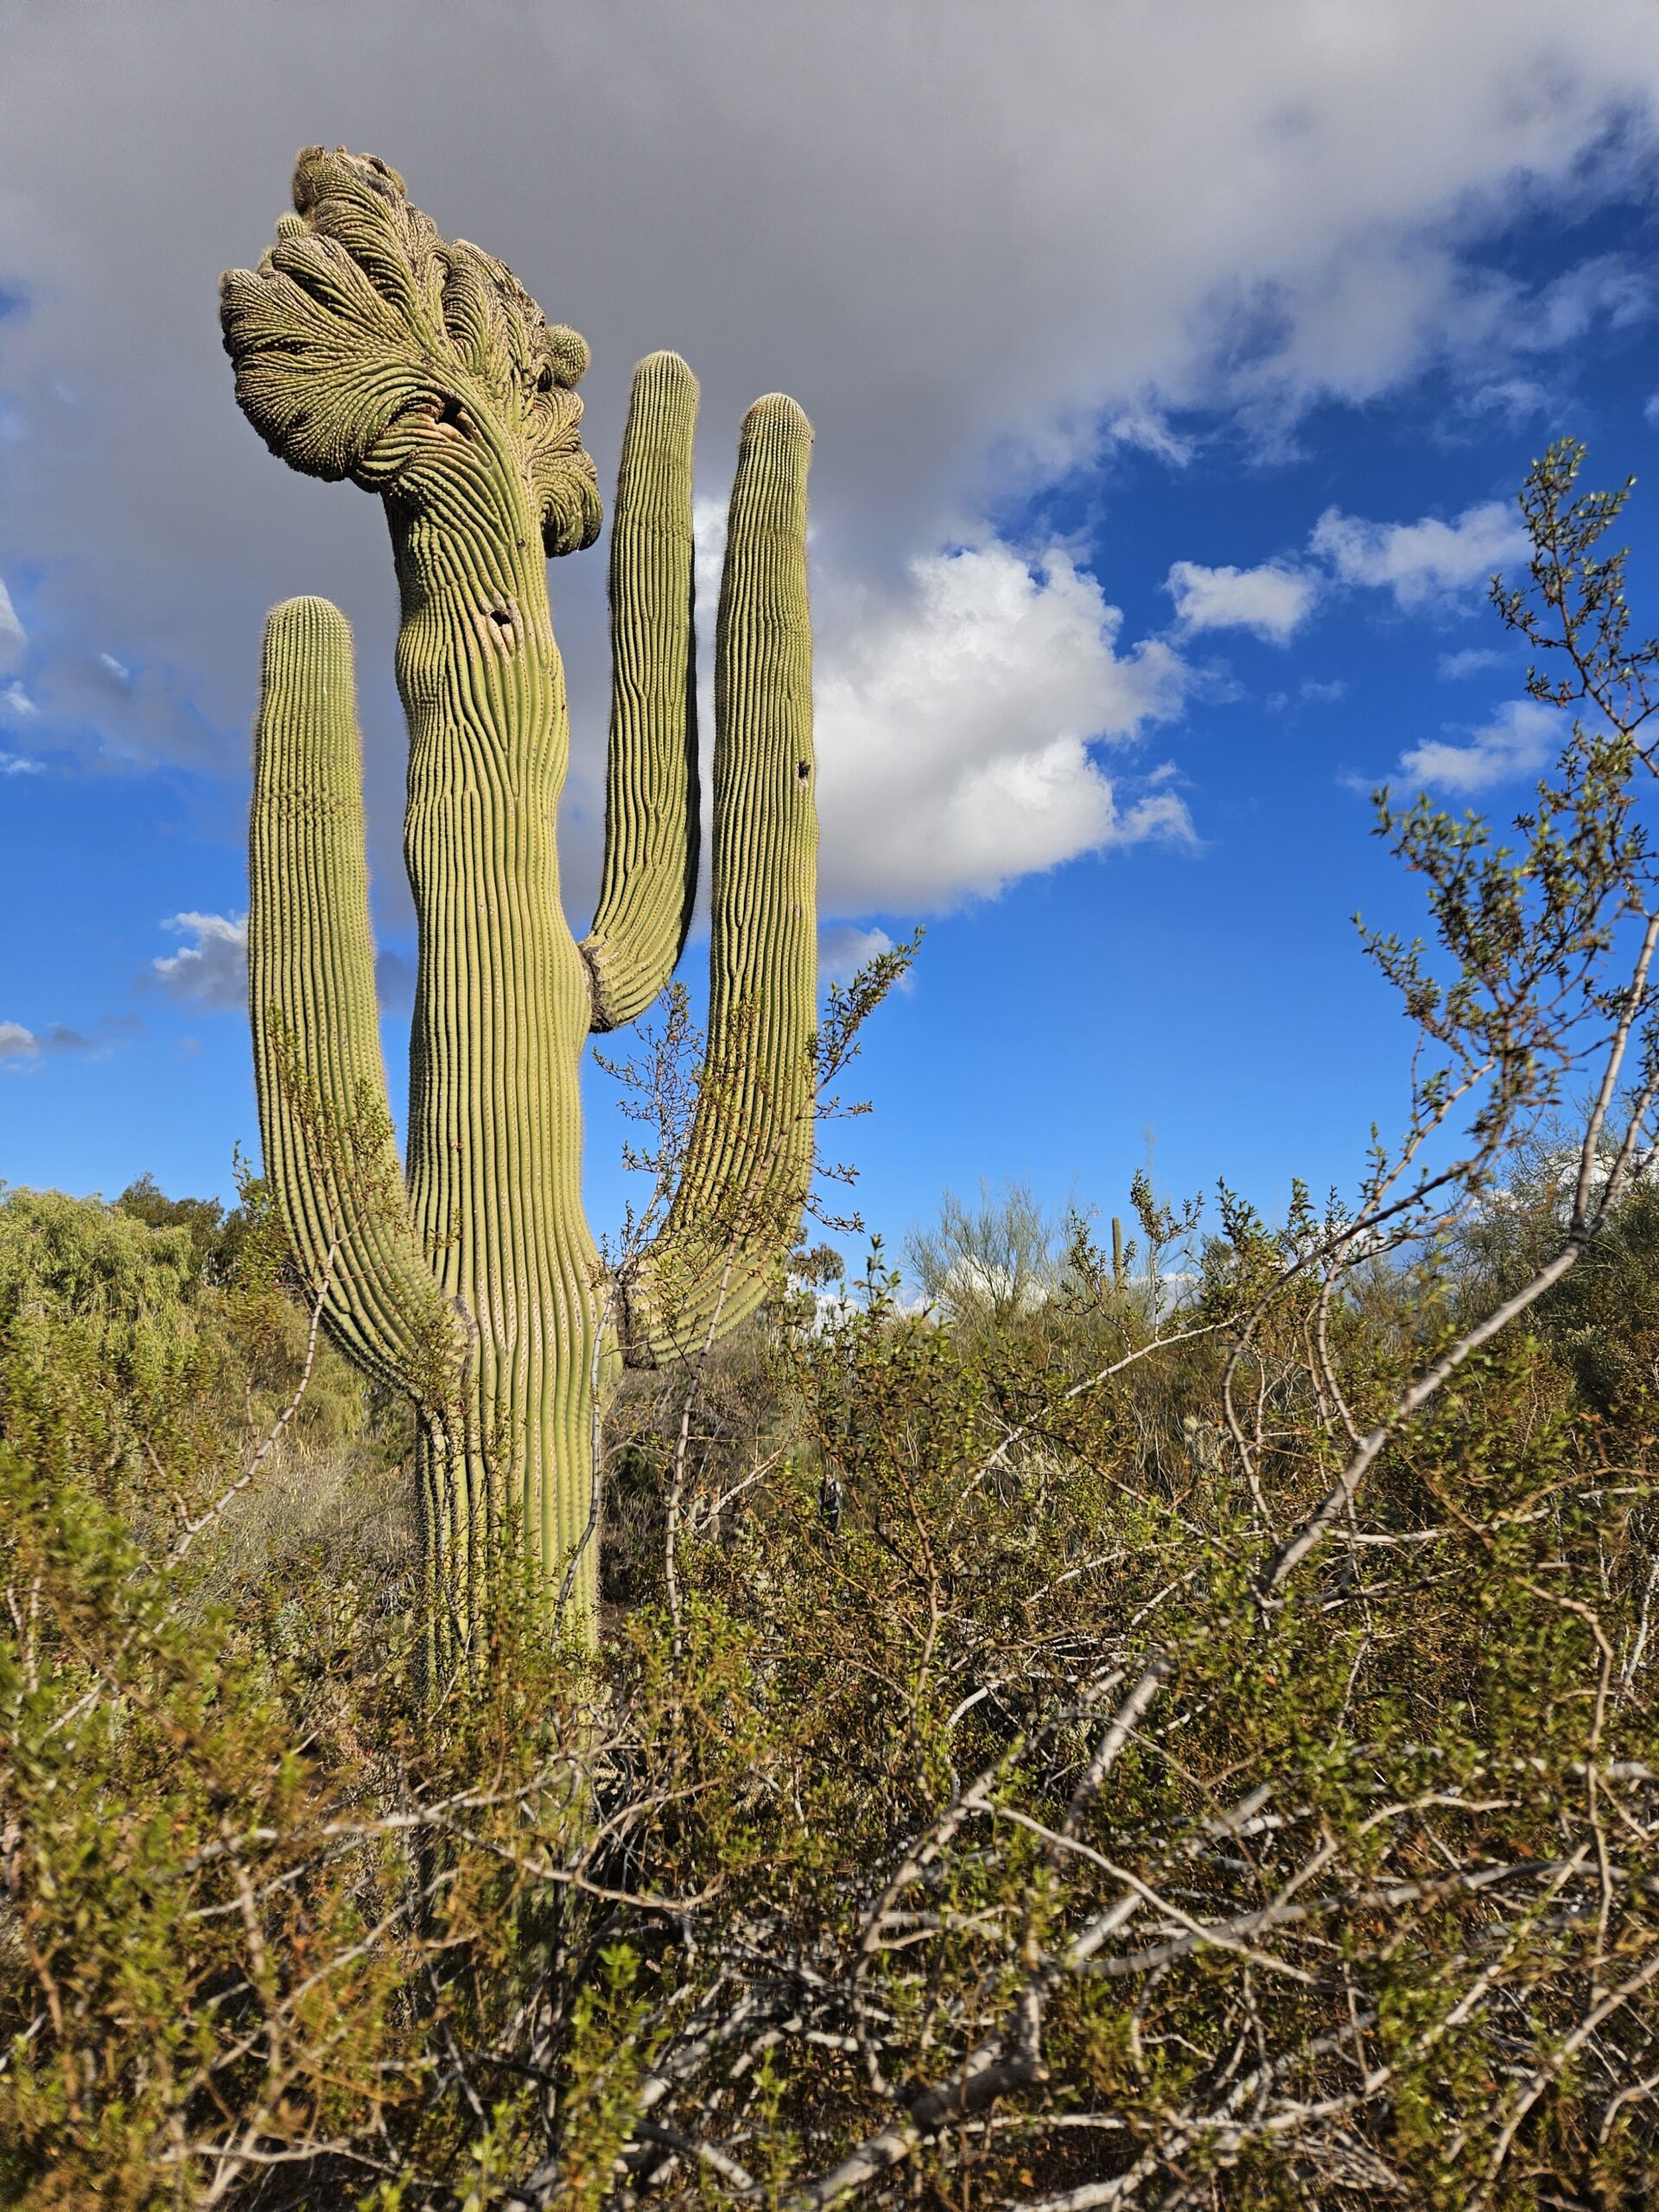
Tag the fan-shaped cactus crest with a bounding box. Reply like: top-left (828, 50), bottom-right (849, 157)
top-left (222, 148), bottom-right (816, 1650)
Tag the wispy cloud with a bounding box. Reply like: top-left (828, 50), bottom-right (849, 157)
top-left (1464, 376), bottom-right (1553, 423)
top-left (818, 923), bottom-right (896, 987)
top-left (1515, 254), bottom-right (1649, 352)
top-left (1439, 645), bottom-right (1504, 680)
top-left (1166, 559), bottom-right (1319, 644)
top-left (1396, 698), bottom-right (1559, 793)
top-left (375, 947), bottom-right (416, 1015)
top-left (1310, 499), bottom-right (1527, 611)
top-left (1103, 408), bottom-right (1195, 467)
top-left (0, 1015), bottom-right (138, 1070)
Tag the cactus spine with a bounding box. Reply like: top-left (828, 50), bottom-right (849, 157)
top-left (222, 149), bottom-right (816, 1645)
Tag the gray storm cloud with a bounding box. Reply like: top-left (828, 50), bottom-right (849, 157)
top-left (1, 0), bottom-right (1656, 924)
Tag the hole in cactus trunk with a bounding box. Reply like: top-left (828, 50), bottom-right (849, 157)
top-left (796, 760), bottom-right (810, 782)
top-left (435, 393), bottom-right (467, 433)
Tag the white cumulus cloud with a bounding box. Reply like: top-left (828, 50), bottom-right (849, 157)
top-left (0, 1020), bottom-right (39, 1064)
top-left (151, 912), bottom-right (247, 1011)
top-left (1396, 698), bottom-right (1560, 792)
top-left (1165, 559), bottom-right (1319, 644)
top-left (814, 541), bottom-right (1192, 914)
top-left (1439, 645), bottom-right (1504, 680)
top-left (1311, 499), bottom-right (1529, 610)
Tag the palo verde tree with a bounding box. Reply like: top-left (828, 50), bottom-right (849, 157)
top-left (220, 148), bottom-right (817, 1647)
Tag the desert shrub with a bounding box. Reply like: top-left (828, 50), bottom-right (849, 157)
top-left (5, 1227), bottom-right (1653, 2208)
top-left (1459, 1154), bottom-right (1659, 1423)
top-left (601, 1315), bottom-right (801, 1618)
top-left (0, 1176), bottom-right (399, 1554)
top-left (0, 1183), bottom-right (244, 1530)
top-left (905, 1179), bottom-right (1070, 1342)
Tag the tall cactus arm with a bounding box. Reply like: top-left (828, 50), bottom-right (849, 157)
top-left (620, 395), bottom-right (817, 1364)
top-left (250, 596), bottom-right (466, 1402)
top-left (580, 351), bottom-right (701, 1033)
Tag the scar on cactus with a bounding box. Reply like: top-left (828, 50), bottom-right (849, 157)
top-left (221, 147), bottom-right (817, 1649)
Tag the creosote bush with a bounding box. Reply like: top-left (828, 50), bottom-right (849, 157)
top-left (3, 453), bottom-right (1659, 2207)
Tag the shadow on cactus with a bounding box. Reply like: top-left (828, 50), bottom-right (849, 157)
top-left (221, 146), bottom-right (859, 1651)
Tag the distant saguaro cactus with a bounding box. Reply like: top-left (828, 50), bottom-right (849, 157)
top-left (221, 149), bottom-right (816, 1647)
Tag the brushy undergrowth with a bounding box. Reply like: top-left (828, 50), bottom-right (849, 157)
top-left (2, 1171), bottom-right (1655, 2209)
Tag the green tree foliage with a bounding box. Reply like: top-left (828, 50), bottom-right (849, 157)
top-left (905, 1179), bottom-right (1069, 1339)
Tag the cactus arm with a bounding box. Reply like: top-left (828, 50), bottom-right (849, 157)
top-left (621, 396), bottom-right (817, 1363)
top-left (250, 595), bottom-right (465, 1402)
top-left (580, 351), bottom-right (701, 1033)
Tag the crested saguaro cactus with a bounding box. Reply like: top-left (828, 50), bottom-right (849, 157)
top-left (221, 149), bottom-right (816, 1644)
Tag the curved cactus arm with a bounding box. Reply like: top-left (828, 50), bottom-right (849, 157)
top-left (620, 396), bottom-right (817, 1364)
top-left (580, 351), bottom-right (702, 1033)
top-left (251, 596), bottom-right (467, 1402)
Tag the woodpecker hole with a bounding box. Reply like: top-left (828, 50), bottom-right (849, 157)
top-left (474, 596), bottom-right (520, 655)
top-left (796, 760), bottom-right (811, 782)
top-left (435, 393), bottom-right (467, 432)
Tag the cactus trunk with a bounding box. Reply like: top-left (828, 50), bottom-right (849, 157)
top-left (227, 149), bottom-right (817, 1651)
top-left (391, 447), bottom-right (603, 1618)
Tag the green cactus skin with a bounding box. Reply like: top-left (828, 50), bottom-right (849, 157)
top-left (223, 149), bottom-right (816, 1646)
top-left (621, 394), bottom-right (817, 1362)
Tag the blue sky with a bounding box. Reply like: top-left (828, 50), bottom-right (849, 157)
top-left (3, 3), bottom-right (1659, 1267)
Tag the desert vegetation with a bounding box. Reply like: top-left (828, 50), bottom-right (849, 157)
top-left (3, 113), bottom-right (1659, 2212)
top-left (1, 431), bottom-right (1658, 2209)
